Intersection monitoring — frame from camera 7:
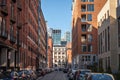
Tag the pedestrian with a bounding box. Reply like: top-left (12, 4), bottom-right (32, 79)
top-left (41, 69), bottom-right (45, 77)
top-left (76, 70), bottom-right (81, 80)
top-left (73, 71), bottom-right (77, 80)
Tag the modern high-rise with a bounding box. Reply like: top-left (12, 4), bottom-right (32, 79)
top-left (64, 31), bottom-right (71, 43)
top-left (52, 29), bottom-right (61, 45)
top-left (72, 0), bottom-right (106, 69)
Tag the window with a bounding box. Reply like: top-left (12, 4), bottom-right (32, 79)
top-left (54, 52), bottom-right (57, 54)
top-left (54, 56), bottom-right (57, 58)
top-left (81, 5), bottom-right (86, 12)
top-left (0, 17), bottom-right (6, 33)
top-left (81, 14), bottom-right (86, 22)
top-left (87, 14), bottom-right (92, 21)
top-left (88, 44), bottom-right (92, 52)
top-left (88, 56), bottom-right (91, 61)
top-left (81, 0), bottom-right (87, 2)
top-left (81, 24), bottom-right (87, 32)
top-left (93, 56), bottom-right (96, 61)
top-left (88, 34), bottom-right (93, 42)
top-left (58, 56), bottom-right (61, 58)
top-left (10, 3), bottom-right (14, 18)
top-left (88, 0), bottom-right (94, 2)
top-left (87, 24), bottom-right (92, 32)
top-left (87, 4), bottom-right (94, 11)
top-left (107, 10), bottom-right (109, 18)
top-left (55, 60), bottom-right (57, 62)
top-left (82, 44), bottom-right (87, 52)
top-left (82, 56), bottom-right (84, 61)
top-left (81, 34), bottom-right (87, 42)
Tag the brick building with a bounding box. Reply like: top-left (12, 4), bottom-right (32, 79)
top-left (66, 42), bottom-right (72, 68)
top-left (71, 0), bottom-right (106, 69)
top-left (47, 37), bottom-right (53, 68)
top-left (0, 0), bottom-right (47, 71)
top-left (38, 2), bottom-right (47, 68)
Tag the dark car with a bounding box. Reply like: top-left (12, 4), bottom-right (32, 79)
top-left (18, 70), bottom-right (30, 79)
top-left (10, 71), bottom-right (19, 79)
top-left (0, 71), bottom-right (11, 80)
top-left (0, 71), bottom-right (19, 80)
top-left (63, 68), bottom-right (68, 73)
top-left (85, 73), bottom-right (115, 80)
top-left (36, 69), bottom-right (42, 77)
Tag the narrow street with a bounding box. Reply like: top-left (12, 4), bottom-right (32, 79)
top-left (37, 71), bottom-right (68, 80)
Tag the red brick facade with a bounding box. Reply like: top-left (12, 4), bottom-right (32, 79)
top-left (47, 37), bottom-right (53, 68)
top-left (0, 0), bottom-right (46, 71)
top-left (72, 0), bottom-right (107, 68)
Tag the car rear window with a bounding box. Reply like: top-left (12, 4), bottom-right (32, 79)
top-left (92, 74), bottom-right (113, 80)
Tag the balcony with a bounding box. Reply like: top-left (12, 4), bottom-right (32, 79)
top-left (1, 6), bottom-right (8, 16)
top-left (17, 3), bottom-right (22, 11)
top-left (12, 0), bottom-right (16, 3)
top-left (10, 35), bottom-right (16, 44)
top-left (10, 16), bottom-right (16, 23)
top-left (0, 30), bottom-right (8, 39)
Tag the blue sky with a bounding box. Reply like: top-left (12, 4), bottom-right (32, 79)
top-left (41, 0), bottom-right (72, 37)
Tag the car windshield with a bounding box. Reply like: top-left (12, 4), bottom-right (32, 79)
top-left (92, 74), bottom-right (113, 80)
top-left (81, 71), bottom-right (91, 75)
top-left (11, 71), bottom-right (18, 76)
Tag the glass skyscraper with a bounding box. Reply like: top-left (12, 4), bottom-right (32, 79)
top-left (52, 29), bottom-right (61, 45)
top-left (65, 31), bottom-right (71, 43)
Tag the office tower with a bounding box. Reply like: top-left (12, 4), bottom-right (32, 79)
top-left (52, 29), bottom-right (61, 45)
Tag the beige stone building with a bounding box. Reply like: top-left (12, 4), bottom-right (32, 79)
top-left (98, 0), bottom-right (119, 73)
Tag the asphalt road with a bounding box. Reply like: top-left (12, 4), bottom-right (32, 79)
top-left (37, 71), bottom-right (68, 80)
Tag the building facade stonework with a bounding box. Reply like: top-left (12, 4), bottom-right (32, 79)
top-left (98, 0), bottom-right (119, 73)
top-left (53, 45), bottom-right (67, 68)
top-left (0, 0), bottom-right (47, 71)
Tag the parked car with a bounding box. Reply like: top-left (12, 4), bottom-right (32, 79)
top-left (0, 71), bottom-right (20, 80)
top-left (29, 70), bottom-right (37, 80)
top-left (18, 70), bottom-right (30, 79)
top-left (36, 69), bottom-right (42, 77)
top-left (63, 68), bottom-right (68, 73)
top-left (80, 69), bottom-right (91, 75)
top-left (85, 73), bottom-right (115, 80)
top-left (0, 71), bottom-right (12, 80)
top-left (68, 68), bottom-right (78, 80)
top-left (10, 71), bottom-right (19, 79)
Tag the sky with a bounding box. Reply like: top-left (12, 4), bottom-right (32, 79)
top-left (41, 0), bottom-right (72, 37)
